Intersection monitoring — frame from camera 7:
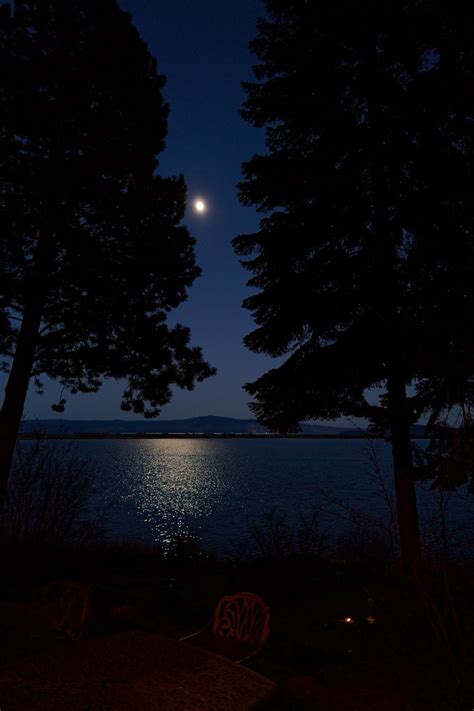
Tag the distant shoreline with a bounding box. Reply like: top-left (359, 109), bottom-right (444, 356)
top-left (18, 432), bottom-right (429, 440)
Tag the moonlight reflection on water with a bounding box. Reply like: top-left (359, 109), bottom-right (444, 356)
top-left (131, 439), bottom-right (228, 546)
top-left (28, 438), bottom-right (474, 554)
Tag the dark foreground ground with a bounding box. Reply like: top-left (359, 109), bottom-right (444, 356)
top-left (1, 542), bottom-right (473, 710)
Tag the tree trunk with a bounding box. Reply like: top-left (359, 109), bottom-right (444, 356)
top-left (0, 302), bottom-right (43, 506)
top-left (387, 373), bottom-right (423, 580)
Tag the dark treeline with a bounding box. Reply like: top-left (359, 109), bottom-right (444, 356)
top-left (0, 0), bottom-right (215, 503)
top-left (235, 0), bottom-right (474, 579)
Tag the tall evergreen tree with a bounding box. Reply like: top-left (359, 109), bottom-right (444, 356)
top-left (0, 0), bottom-right (215, 502)
top-left (235, 0), bottom-right (474, 577)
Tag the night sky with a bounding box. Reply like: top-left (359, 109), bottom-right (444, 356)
top-left (6, 0), bottom-right (277, 422)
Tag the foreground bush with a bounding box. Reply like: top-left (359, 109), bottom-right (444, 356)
top-left (1, 435), bottom-right (104, 545)
top-left (234, 507), bottom-right (327, 561)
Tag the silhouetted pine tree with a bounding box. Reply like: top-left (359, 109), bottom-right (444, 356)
top-left (235, 0), bottom-right (474, 577)
top-left (0, 0), bottom-right (215, 502)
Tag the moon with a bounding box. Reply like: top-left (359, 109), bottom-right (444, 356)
top-left (193, 198), bottom-right (207, 214)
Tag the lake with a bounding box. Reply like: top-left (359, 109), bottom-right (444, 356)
top-left (63, 438), bottom-right (474, 556)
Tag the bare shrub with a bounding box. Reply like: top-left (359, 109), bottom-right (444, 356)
top-left (237, 507), bottom-right (327, 561)
top-left (359, 436), bottom-right (470, 669)
top-left (313, 436), bottom-right (399, 566)
top-left (1, 434), bottom-right (105, 545)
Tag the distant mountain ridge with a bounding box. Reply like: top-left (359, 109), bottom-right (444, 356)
top-left (19, 416), bottom-right (427, 437)
top-left (20, 415), bottom-right (349, 435)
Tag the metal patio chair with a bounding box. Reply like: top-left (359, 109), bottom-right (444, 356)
top-left (180, 592), bottom-right (271, 663)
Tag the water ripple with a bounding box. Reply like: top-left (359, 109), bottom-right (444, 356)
top-left (49, 438), bottom-right (474, 554)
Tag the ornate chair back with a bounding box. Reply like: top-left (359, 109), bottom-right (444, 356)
top-left (211, 592), bottom-right (270, 651)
